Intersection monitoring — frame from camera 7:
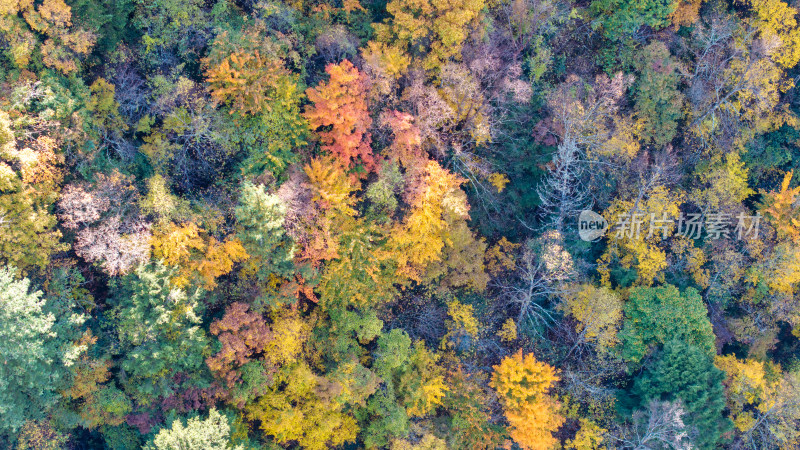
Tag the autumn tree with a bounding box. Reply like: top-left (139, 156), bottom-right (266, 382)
top-left (545, 73), bottom-right (637, 159)
top-left (491, 350), bottom-right (565, 450)
top-left (389, 160), bottom-right (469, 281)
top-left (597, 186), bottom-right (682, 286)
top-left (61, 332), bottom-right (132, 430)
top-left (373, 330), bottom-right (448, 418)
top-left (716, 355), bottom-right (800, 448)
top-left (206, 303), bottom-right (274, 399)
top-left (14, 420), bottom-right (68, 450)
top-left (0, 112), bottom-right (66, 272)
top-left (131, 0), bottom-right (205, 54)
top-left (246, 362), bottom-right (360, 450)
top-left (151, 221), bottom-right (248, 289)
top-left (361, 330), bottom-right (448, 447)
top-left (0, 0), bottom-right (97, 73)
top-left (687, 1), bottom-right (800, 150)
top-left (304, 60), bottom-right (375, 172)
top-left (442, 368), bottom-right (507, 450)
top-left (538, 74), bottom-right (637, 230)
top-left (204, 24), bottom-right (297, 118)
top-left (558, 284), bottom-right (623, 353)
top-left (759, 170), bottom-right (800, 244)
top-left (691, 152), bottom-right (754, 213)
top-left (202, 22), bottom-right (308, 178)
top-left (380, 111), bottom-right (425, 170)
top-left (370, 0), bottom-right (485, 73)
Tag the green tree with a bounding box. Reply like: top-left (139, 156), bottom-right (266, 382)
top-left (235, 181), bottom-right (297, 308)
top-left (618, 285), bottom-right (716, 364)
top-left (373, 330), bottom-right (447, 418)
top-left (629, 340), bottom-right (732, 449)
top-left (633, 42), bottom-right (685, 147)
top-left (109, 262), bottom-right (209, 404)
top-left (317, 223), bottom-right (398, 310)
top-left (0, 266), bottom-right (85, 436)
top-left (591, 0), bottom-right (676, 39)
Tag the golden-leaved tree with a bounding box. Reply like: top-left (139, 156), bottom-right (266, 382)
top-left (151, 222), bottom-right (248, 289)
top-left (491, 350), bottom-right (564, 450)
top-left (0, 0), bottom-right (96, 73)
top-left (370, 0), bottom-right (485, 73)
top-left (389, 160), bottom-right (469, 281)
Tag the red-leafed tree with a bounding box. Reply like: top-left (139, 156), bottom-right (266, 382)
top-left (207, 302), bottom-right (274, 391)
top-left (381, 110), bottom-right (426, 170)
top-left (304, 60), bottom-right (375, 172)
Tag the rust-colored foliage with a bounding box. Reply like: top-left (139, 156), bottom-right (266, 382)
top-left (381, 110), bottom-right (426, 170)
top-left (207, 303), bottom-right (274, 389)
top-left (304, 60), bottom-right (375, 171)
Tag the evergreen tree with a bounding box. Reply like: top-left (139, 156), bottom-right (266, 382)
top-left (110, 262), bottom-right (209, 404)
top-left (0, 266), bottom-right (85, 436)
top-left (629, 340), bottom-right (732, 449)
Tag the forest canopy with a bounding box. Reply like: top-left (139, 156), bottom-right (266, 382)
top-left (0, 0), bottom-right (799, 448)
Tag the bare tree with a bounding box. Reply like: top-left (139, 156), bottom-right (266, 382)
top-left (537, 73), bottom-right (634, 230)
top-left (537, 139), bottom-right (591, 232)
top-left (612, 400), bottom-right (693, 450)
top-left (74, 218), bottom-right (151, 276)
top-left (496, 231), bottom-right (574, 332)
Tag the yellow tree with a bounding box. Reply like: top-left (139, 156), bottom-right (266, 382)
top-left (423, 215), bottom-right (489, 291)
top-left (597, 186), bottom-right (682, 286)
top-left (371, 0), bottom-right (485, 73)
top-left (302, 156), bottom-right (361, 264)
top-left (715, 355), bottom-right (776, 432)
top-left (558, 284), bottom-right (623, 352)
top-left (491, 350), bottom-right (565, 450)
top-left (0, 112), bottom-right (67, 272)
top-left (203, 24), bottom-right (297, 117)
top-left (151, 222), bottom-right (248, 289)
top-left (0, 0), bottom-right (96, 73)
top-left (688, 1), bottom-right (800, 149)
top-left (389, 160), bottom-right (468, 281)
top-left (759, 170), bottom-right (800, 244)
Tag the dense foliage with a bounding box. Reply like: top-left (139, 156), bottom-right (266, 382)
top-left (0, 0), bottom-right (799, 448)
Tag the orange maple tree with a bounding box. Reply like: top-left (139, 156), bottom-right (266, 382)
top-left (304, 59), bottom-right (375, 172)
